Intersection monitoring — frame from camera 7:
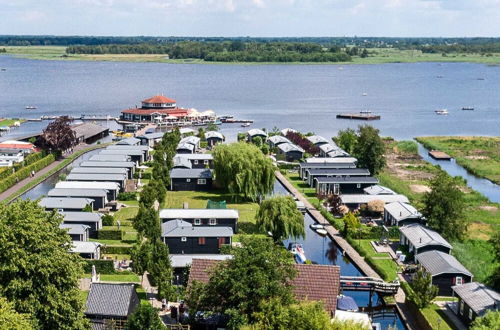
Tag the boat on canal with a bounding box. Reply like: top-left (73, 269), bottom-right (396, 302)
top-left (288, 242), bottom-right (307, 264)
top-left (25, 105), bottom-right (37, 110)
top-left (435, 109), bottom-right (449, 115)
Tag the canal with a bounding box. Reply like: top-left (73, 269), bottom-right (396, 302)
top-left (417, 143), bottom-right (500, 203)
top-left (274, 182), bottom-right (405, 329)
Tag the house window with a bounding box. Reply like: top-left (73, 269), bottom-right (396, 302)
top-left (218, 237), bottom-right (225, 248)
top-left (194, 219), bottom-right (201, 225)
top-left (197, 179), bottom-right (206, 185)
top-left (186, 178), bottom-right (191, 182)
top-left (198, 237), bottom-right (206, 245)
top-left (209, 218), bottom-right (217, 225)
top-left (181, 237), bottom-right (187, 242)
top-left (204, 160), bottom-right (209, 165)
top-left (460, 301), bottom-right (464, 315)
top-left (455, 277), bottom-right (463, 285)
top-left (356, 183), bottom-right (361, 188)
top-left (194, 160), bottom-right (199, 165)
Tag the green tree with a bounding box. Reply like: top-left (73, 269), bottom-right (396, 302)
top-left (334, 128), bottom-right (358, 154)
top-left (126, 303), bottom-right (165, 330)
top-left (130, 240), bottom-right (152, 282)
top-left (471, 310), bottom-right (500, 330)
top-left (0, 200), bottom-right (89, 330)
top-left (342, 211), bottom-right (360, 237)
top-left (422, 172), bottom-right (467, 240)
top-left (149, 239), bottom-right (175, 300)
top-left (409, 269), bottom-right (438, 308)
top-left (0, 297), bottom-right (35, 330)
top-left (213, 142), bottom-right (275, 201)
top-left (206, 123), bottom-right (219, 132)
top-left (352, 125), bottom-right (386, 175)
top-left (185, 237), bottom-right (296, 327)
top-left (82, 204), bottom-right (93, 212)
top-left (197, 127), bottom-right (205, 140)
top-left (256, 195), bottom-right (305, 242)
top-left (252, 136), bottom-right (263, 147)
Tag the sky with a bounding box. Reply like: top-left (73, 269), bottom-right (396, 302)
top-left (1, 0), bottom-right (500, 37)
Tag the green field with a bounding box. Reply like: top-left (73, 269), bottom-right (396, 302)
top-left (420, 304), bottom-right (458, 330)
top-left (416, 136), bottom-right (500, 184)
top-left (0, 119), bottom-right (24, 127)
top-left (3, 46), bottom-right (500, 65)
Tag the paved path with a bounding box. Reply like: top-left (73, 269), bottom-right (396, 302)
top-left (0, 144), bottom-right (103, 202)
top-left (275, 171), bottom-right (418, 330)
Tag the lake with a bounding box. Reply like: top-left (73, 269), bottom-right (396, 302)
top-left (1, 56), bottom-right (499, 141)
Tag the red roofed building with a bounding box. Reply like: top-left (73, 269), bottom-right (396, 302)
top-left (187, 259), bottom-right (340, 315)
top-left (0, 140), bottom-right (37, 154)
top-left (121, 94), bottom-right (189, 122)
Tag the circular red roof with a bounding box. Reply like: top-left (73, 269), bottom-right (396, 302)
top-left (142, 95), bottom-right (176, 104)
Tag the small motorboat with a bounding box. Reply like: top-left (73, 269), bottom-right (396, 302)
top-left (362, 92), bottom-right (368, 96)
top-left (316, 228), bottom-right (328, 236)
top-left (477, 77), bottom-right (485, 80)
top-left (337, 295), bottom-right (359, 312)
top-left (241, 123), bottom-right (251, 128)
top-left (436, 75), bottom-right (443, 78)
top-left (0, 68), bottom-right (6, 71)
top-left (288, 242), bottom-right (307, 264)
top-left (310, 223), bottom-right (325, 230)
top-left (360, 110), bottom-right (372, 114)
top-left (25, 106), bottom-right (37, 110)
top-left (462, 106), bottom-right (474, 110)
top-left (435, 109), bottom-right (449, 115)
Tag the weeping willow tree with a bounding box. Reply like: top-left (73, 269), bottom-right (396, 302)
top-left (257, 195), bottom-right (305, 242)
top-left (213, 142), bottom-right (275, 201)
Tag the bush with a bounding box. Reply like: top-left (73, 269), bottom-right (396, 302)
top-left (98, 229), bottom-right (122, 240)
top-left (312, 201), bottom-right (344, 230)
top-left (102, 214), bottom-right (114, 226)
top-left (83, 260), bottom-right (115, 274)
top-left (117, 192), bottom-right (137, 201)
top-left (102, 245), bottom-right (132, 255)
top-left (134, 171), bottom-right (152, 179)
top-left (0, 154), bottom-right (56, 193)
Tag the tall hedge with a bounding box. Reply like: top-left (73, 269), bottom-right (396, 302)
top-left (83, 260), bottom-right (115, 274)
top-left (0, 153), bottom-right (56, 193)
top-left (98, 229), bottom-right (122, 240)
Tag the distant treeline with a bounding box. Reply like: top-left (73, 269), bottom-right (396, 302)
top-left (2, 35), bottom-right (500, 49)
top-left (66, 41), bottom-right (352, 62)
top-left (417, 43), bottom-right (500, 54)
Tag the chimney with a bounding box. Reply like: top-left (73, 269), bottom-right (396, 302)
top-left (183, 202), bottom-right (189, 209)
top-left (420, 238), bottom-right (422, 243)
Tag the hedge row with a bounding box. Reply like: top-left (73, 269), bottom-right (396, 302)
top-left (102, 245), bottom-right (132, 254)
top-left (312, 201), bottom-right (344, 230)
top-left (0, 153), bottom-right (56, 193)
top-left (98, 229), bottom-right (122, 240)
top-left (83, 260), bottom-right (115, 274)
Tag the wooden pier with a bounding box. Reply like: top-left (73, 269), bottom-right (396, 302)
top-left (336, 113), bottom-right (381, 120)
top-left (428, 150), bottom-right (452, 160)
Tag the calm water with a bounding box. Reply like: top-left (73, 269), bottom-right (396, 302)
top-left (275, 182), bottom-right (404, 329)
top-left (1, 56), bottom-right (499, 141)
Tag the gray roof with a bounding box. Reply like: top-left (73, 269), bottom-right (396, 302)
top-left (176, 142), bottom-right (195, 152)
top-left (106, 145), bottom-right (150, 151)
top-left (247, 129), bottom-right (267, 138)
top-left (71, 123), bottom-right (108, 140)
top-left (277, 142), bottom-right (305, 153)
top-left (89, 154), bottom-right (130, 162)
top-left (280, 128), bottom-right (297, 136)
top-left (56, 181), bottom-right (120, 191)
top-left (363, 185), bottom-right (396, 195)
top-left (39, 197), bottom-right (93, 209)
top-left (268, 135), bottom-right (291, 145)
top-left (61, 211), bottom-right (103, 223)
top-left (170, 254), bottom-right (233, 268)
top-left (170, 168), bottom-right (212, 179)
top-left (160, 208), bottom-right (239, 219)
top-left (99, 149), bottom-right (144, 156)
top-left (175, 153), bottom-right (213, 161)
top-left (70, 241), bottom-right (101, 254)
top-left (48, 188), bottom-right (108, 198)
top-left (86, 283), bottom-right (139, 317)
top-left (0, 148), bottom-right (23, 154)
top-left (173, 156), bottom-right (192, 169)
top-left (60, 223), bottom-right (90, 235)
top-left (319, 143), bottom-right (337, 154)
top-left (306, 135), bottom-right (329, 145)
top-left (340, 194), bottom-right (410, 204)
top-left (80, 161), bottom-right (135, 168)
top-left (299, 162), bottom-right (357, 169)
top-left (70, 167), bottom-right (129, 175)
top-left (384, 202), bottom-right (421, 222)
top-left (161, 220), bottom-right (233, 237)
top-left (307, 168), bottom-right (370, 176)
top-left (180, 136), bottom-right (201, 146)
top-left (116, 137), bottom-right (140, 145)
top-left (452, 282), bottom-right (500, 316)
top-left (416, 250), bottom-right (472, 277)
top-left (179, 128), bottom-right (196, 135)
top-left (205, 131), bottom-right (224, 140)
top-left (137, 132), bottom-right (164, 140)
top-left (326, 149), bottom-right (350, 158)
top-left (400, 224), bottom-right (452, 250)
top-left (305, 157), bottom-right (357, 164)
top-left (315, 176), bottom-right (379, 184)
top-left (66, 173), bottom-right (126, 182)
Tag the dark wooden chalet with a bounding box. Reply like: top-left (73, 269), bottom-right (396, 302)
top-left (452, 282), bottom-right (500, 326)
top-left (384, 202), bottom-right (422, 226)
top-left (159, 208), bottom-right (239, 232)
top-left (39, 197), bottom-right (94, 212)
top-left (299, 161), bottom-right (357, 179)
top-left (170, 168), bottom-right (213, 191)
top-left (314, 176), bottom-right (379, 195)
top-left (399, 224), bottom-right (452, 261)
top-left (416, 250), bottom-right (473, 296)
top-left (60, 211), bottom-right (103, 238)
top-left (174, 154), bottom-right (214, 169)
top-left (205, 131), bottom-right (225, 147)
top-left (161, 220), bottom-right (233, 254)
top-left (59, 224), bottom-right (90, 241)
top-left (276, 142), bottom-right (304, 162)
top-left (47, 188), bottom-right (108, 210)
top-left (305, 168), bottom-right (370, 187)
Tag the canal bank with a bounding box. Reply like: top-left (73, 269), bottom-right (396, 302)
top-left (275, 172), bottom-right (414, 330)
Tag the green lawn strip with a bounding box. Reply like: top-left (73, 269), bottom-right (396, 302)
top-left (348, 238), bottom-right (399, 281)
top-left (433, 297), bottom-right (458, 302)
top-left (0, 119), bottom-right (25, 127)
top-left (103, 254), bottom-right (131, 260)
top-left (90, 239), bottom-right (130, 246)
top-left (163, 190), bottom-right (261, 235)
top-left (451, 240), bottom-right (498, 283)
top-left (420, 304), bottom-right (458, 330)
top-left (5, 143), bottom-right (111, 203)
top-left (83, 273), bottom-right (140, 283)
top-left (79, 290), bottom-right (89, 302)
top-left (416, 136), bottom-right (500, 184)
top-left (114, 206), bottom-right (139, 222)
top-left (283, 172), bottom-right (319, 205)
top-left (121, 200), bottom-right (139, 207)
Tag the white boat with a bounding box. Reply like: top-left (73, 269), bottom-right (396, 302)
top-left (25, 106), bottom-right (37, 110)
top-left (360, 110), bottom-right (372, 114)
top-left (288, 242), bottom-right (306, 264)
top-left (310, 223), bottom-right (325, 230)
top-left (315, 228), bottom-right (328, 236)
top-left (241, 123), bottom-right (251, 127)
top-left (362, 92), bottom-right (368, 96)
top-left (435, 109), bottom-right (449, 115)
top-left (462, 106), bottom-right (474, 111)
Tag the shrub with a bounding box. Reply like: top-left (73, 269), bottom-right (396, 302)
top-left (0, 154), bottom-right (56, 193)
top-left (102, 245), bottom-right (132, 254)
top-left (98, 229), bottom-right (122, 240)
top-left (118, 192), bottom-right (137, 201)
top-left (83, 260), bottom-right (115, 274)
top-left (102, 214), bottom-right (114, 226)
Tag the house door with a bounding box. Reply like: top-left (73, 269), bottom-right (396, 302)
top-left (218, 237), bottom-right (225, 248)
top-left (455, 277), bottom-right (463, 285)
top-left (333, 184), bottom-right (340, 195)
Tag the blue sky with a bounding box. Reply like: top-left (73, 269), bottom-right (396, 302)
top-left (1, 0), bottom-right (499, 37)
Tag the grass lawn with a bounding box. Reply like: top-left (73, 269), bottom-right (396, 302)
top-left (103, 254), bottom-right (131, 260)
top-left (163, 190), bottom-right (261, 234)
top-left (451, 239), bottom-right (498, 283)
top-left (416, 136), bottom-right (500, 184)
top-left (84, 273), bottom-right (140, 283)
top-left (90, 239), bottom-right (125, 245)
top-left (421, 304), bottom-right (458, 330)
top-left (351, 239), bottom-right (400, 281)
top-left (0, 119), bottom-right (24, 127)
top-left (79, 290), bottom-right (89, 302)
top-left (283, 172), bottom-right (319, 205)
top-left (114, 206), bottom-right (139, 222)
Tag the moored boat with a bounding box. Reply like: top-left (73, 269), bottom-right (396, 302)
top-left (310, 223), bottom-right (325, 230)
top-left (25, 106), bottom-right (37, 110)
top-left (288, 242), bottom-right (307, 264)
top-left (241, 123), bottom-right (251, 127)
top-left (435, 109), bottom-right (448, 115)
top-left (461, 106), bottom-right (474, 110)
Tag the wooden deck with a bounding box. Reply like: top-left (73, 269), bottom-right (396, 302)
top-left (336, 113), bottom-right (381, 120)
top-left (428, 150), bottom-right (452, 160)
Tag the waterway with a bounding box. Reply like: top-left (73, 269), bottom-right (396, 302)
top-left (275, 182), bottom-right (405, 329)
top-left (417, 143), bottom-right (500, 203)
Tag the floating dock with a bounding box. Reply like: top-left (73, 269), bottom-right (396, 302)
top-left (336, 113), bottom-right (381, 120)
top-left (428, 150), bottom-right (452, 160)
